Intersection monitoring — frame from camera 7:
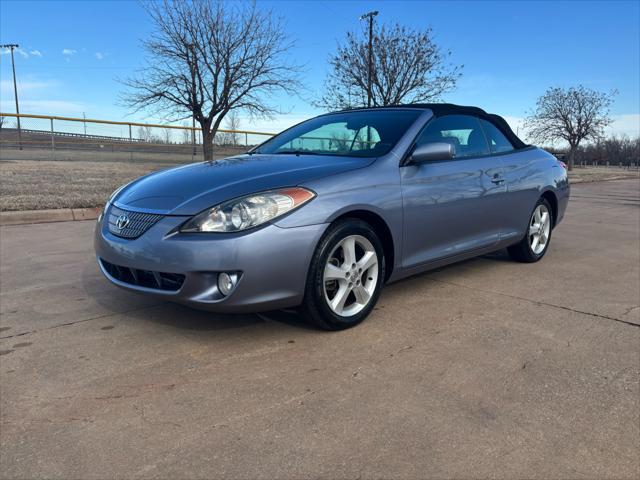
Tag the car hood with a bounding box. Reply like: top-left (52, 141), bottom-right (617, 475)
top-left (114, 154), bottom-right (373, 215)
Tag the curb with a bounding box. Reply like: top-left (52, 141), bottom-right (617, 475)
top-left (0, 207), bottom-right (101, 226)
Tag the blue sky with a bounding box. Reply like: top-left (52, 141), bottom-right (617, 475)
top-left (1, 0), bottom-right (639, 138)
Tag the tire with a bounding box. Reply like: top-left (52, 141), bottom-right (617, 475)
top-left (301, 218), bottom-right (385, 330)
top-left (508, 197), bottom-right (554, 263)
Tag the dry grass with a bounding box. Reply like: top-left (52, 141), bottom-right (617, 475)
top-left (568, 167), bottom-right (639, 183)
top-left (0, 145), bottom-right (245, 211)
top-left (0, 160), bottom-right (181, 211)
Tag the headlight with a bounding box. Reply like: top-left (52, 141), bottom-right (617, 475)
top-left (180, 187), bottom-right (316, 233)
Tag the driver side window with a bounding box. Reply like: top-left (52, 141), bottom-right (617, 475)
top-left (275, 122), bottom-right (381, 154)
top-left (415, 115), bottom-right (490, 159)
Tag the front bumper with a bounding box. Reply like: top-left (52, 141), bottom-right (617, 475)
top-left (94, 214), bottom-right (328, 312)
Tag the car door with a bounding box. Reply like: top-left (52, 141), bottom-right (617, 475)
top-left (400, 114), bottom-right (509, 269)
top-left (478, 118), bottom-right (540, 243)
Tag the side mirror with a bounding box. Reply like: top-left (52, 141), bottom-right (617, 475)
top-left (409, 142), bottom-right (454, 164)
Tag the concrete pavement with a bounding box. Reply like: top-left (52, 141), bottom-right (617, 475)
top-left (1, 179), bottom-right (639, 479)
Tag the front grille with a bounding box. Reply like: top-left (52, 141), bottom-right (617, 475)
top-left (100, 259), bottom-right (185, 292)
top-left (107, 205), bottom-right (163, 239)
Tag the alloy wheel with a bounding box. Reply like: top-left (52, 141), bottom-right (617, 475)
top-left (322, 234), bottom-right (379, 316)
top-left (529, 204), bottom-right (551, 255)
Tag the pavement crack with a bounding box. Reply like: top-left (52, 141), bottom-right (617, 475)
top-left (0, 302), bottom-right (167, 340)
top-left (133, 404), bottom-right (181, 428)
top-left (621, 305), bottom-right (640, 317)
top-left (427, 278), bottom-right (640, 328)
top-left (1, 416), bottom-right (95, 426)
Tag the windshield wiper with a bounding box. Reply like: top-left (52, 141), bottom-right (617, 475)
top-left (271, 150), bottom-right (337, 156)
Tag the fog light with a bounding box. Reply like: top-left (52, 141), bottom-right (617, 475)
top-left (218, 272), bottom-right (235, 296)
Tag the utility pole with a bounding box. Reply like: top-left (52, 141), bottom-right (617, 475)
top-left (359, 11), bottom-right (378, 108)
top-left (2, 44), bottom-right (22, 150)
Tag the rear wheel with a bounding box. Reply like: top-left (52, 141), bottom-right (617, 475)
top-left (301, 219), bottom-right (385, 330)
top-left (508, 197), bottom-right (553, 263)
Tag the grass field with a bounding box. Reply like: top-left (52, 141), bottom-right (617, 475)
top-left (1, 156), bottom-right (638, 212)
top-left (566, 166), bottom-right (640, 183)
top-left (0, 160), bottom-right (172, 211)
top-left (0, 147), bottom-right (241, 211)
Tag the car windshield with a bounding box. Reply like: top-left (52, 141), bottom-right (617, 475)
top-left (254, 110), bottom-right (422, 158)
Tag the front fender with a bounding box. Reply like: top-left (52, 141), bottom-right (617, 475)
top-left (274, 159), bottom-right (404, 277)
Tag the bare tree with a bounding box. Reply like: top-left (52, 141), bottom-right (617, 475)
top-left (122, 0), bottom-right (300, 160)
top-left (181, 122), bottom-right (192, 145)
top-left (137, 125), bottom-right (158, 143)
top-left (525, 86), bottom-right (616, 170)
top-left (584, 135), bottom-right (640, 167)
top-left (162, 128), bottom-right (172, 144)
top-left (137, 126), bottom-right (149, 142)
top-left (222, 109), bottom-right (241, 146)
top-left (318, 23), bottom-right (462, 110)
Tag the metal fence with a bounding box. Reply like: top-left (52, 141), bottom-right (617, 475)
top-left (0, 112), bottom-right (276, 162)
top-left (4, 113), bottom-right (636, 168)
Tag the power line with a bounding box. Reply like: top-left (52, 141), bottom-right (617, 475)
top-left (359, 11), bottom-right (378, 108)
top-left (1, 44), bottom-right (22, 150)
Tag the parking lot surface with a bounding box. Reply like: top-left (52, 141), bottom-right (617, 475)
top-left (1, 179), bottom-right (639, 479)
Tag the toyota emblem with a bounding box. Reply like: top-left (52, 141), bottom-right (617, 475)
top-left (115, 214), bottom-right (130, 230)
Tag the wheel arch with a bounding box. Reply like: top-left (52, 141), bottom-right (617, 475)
top-left (331, 209), bottom-right (396, 282)
top-left (540, 189), bottom-right (559, 227)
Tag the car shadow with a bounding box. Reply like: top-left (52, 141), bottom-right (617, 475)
top-left (82, 259), bottom-right (317, 332)
top-left (126, 302), bottom-right (318, 332)
top-left (480, 248), bottom-right (512, 263)
top-left (82, 249), bottom-right (512, 334)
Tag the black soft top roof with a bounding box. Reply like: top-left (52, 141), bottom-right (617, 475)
top-left (344, 103), bottom-right (528, 150)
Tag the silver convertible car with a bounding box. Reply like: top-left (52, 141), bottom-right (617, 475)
top-left (95, 104), bottom-right (569, 330)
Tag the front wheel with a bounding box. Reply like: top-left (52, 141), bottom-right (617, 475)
top-left (301, 219), bottom-right (385, 330)
top-left (508, 197), bottom-right (554, 263)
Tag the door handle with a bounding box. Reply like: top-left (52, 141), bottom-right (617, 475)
top-left (491, 175), bottom-right (505, 184)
